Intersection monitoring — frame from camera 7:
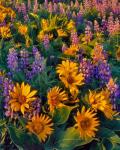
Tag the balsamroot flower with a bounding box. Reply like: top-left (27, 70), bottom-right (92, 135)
top-left (88, 89), bottom-right (115, 119)
top-left (26, 114), bottom-right (54, 142)
top-left (74, 106), bottom-right (100, 140)
top-left (18, 24), bottom-right (28, 36)
top-left (0, 25), bottom-right (11, 39)
top-left (56, 60), bottom-right (84, 95)
top-left (47, 86), bottom-right (68, 112)
top-left (9, 82), bottom-right (37, 114)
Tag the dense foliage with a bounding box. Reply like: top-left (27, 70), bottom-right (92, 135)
top-left (0, 0), bottom-right (120, 149)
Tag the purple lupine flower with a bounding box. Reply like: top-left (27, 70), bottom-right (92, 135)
top-left (106, 78), bottom-right (120, 110)
top-left (24, 98), bottom-right (41, 119)
top-left (19, 49), bottom-right (29, 70)
top-left (59, 3), bottom-right (65, 14)
top-left (77, 49), bottom-right (84, 62)
top-left (101, 16), bottom-right (108, 32)
top-left (48, 2), bottom-right (53, 13)
top-left (53, 3), bottom-right (58, 13)
top-left (70, 30), bottom-right (79, 46)
top-left (7, 48), bottom-right (18, 71)
top-left (94, 62), bottom-right (111, 85)
top-left (43, 34), bottom-right (50, 49)
top-left (72, 12), bottom-right (77, 20)
top-left (3, 78), bottom-right (14, 118)
top-left (79, 58), bottom-right (94, 83)
top-left (27, 52), bottom-right (45, 79)
top-left (31, 98), bottom-right (41, 116)
top-left (27, 0), bottom-right (31, 10)
top-left (84, 25), bottom-right (93, 43)
top-left (32, 46), bottom-right (39, 56)
top-left (94, 20), bottom-right (100, 33)
top-left (21, 3), bottom-right (29, 21)
top-left (62, 44), bottom-right (68, 52)
top-left (33, 0), bottom-right (38, 13)
top-left (76, 11), bottom-right (83, 25)
top-left (74, 0), bottom-right (79, 8)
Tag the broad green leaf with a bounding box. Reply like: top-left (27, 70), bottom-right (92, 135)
top-left (90, 142), bottom-right (106, 150)
top-left (7, 125), bottom-right (44, 150)
top-left (109, 135), bottom-right (120, 145)
top-left (45, 127), bottom-right (92, 150)
top-left (97, 127), bottom-right (115, 138)
top-left (103, 139), bottom-right (113, 150)
top-left (57, 127), bottom-right (93, 150)
top-left (0, 120), bottom-right (6, 127)
top-left (53, 106), bottom-right (74, 125)
top-left (103, 120), bottom-right (120, 131)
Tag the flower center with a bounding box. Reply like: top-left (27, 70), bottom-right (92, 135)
top-left (18, 95), bottom-right (26, 104)
top-left (33, 122), bottom-right (44, 134)
top-left (80, 117), bottom-right (91, 130)
top-left (51, 95), bottom-right (59, 107)
top-left (67, 75), bottom-right (74, 84)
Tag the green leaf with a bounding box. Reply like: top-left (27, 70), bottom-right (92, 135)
top-left (97, 127), bottom-right (115, 138)
top-left (7, 125), bottom-right (44, 150)
top-left (45, 127), bottom-right (92, 150)
top-left (57, 127), bottom-right (93, 150)
top-left (0, 120), bottom-right (6, 127)
top-left (112, 144), bottom-right (120, 150)
top-left (103, 120), bottom-right (120, 131)
top-left (110, 135), bottom-right (120, 145)
top-left (53, 106), bottom-right (74, 125)
top-left (90, 142), bottom-right (106, 150)
top-left (103, 139), bottom-right (113, 150)
top-left (13, 71), bottom-right (26, 82)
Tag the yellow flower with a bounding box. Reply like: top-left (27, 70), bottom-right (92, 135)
top-left (64, 45), bottom-right (79, 56)
top-left (88, 89), bottom-right (115, 119)
top-left (37, 31), bottom-right (53, 41)
top-left (57, 29), bottom-right (67, 37)
top-left (92, 44), bottom-right (106, 64)
top-left (67, 20), bottom-right (75, 31)
top-left (0, 12), bottom-right (6, 23)
top-left (0, 25), bottom-right (11, 39)
top-left (74, 106), bottom-right (100, 140)
top-left (116, 47), bottom-right (120, 61)
top-left (26, 114), bottom-right (54, 142)
top-left (0, 70), bottom-right (4, 76)
top-left (25, 36), bottom-right (32, 48)
top-left (9, 82), bottom-right (37, 114)
top-left (41, 19), bottom-right (49, 32)
top-left (18, 24), bottom-right (28, 36)
top-left (47, 86), bottom-right (68, 112)
top-left (56, 60), bottom-right (84, 94)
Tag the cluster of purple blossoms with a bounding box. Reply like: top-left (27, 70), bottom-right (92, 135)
top-left (94, 62), bottom-right (111, 86)
top-left (7, 46), bottom-right (45, 80)
top-left (15, 2), bottom-right (29, 21)
top-left (79, 58), bottom-right (94, 83)
top-left (43, 34), bottom-right (50, 49)
top-left (3, 78), bottom-right (14, 118)
top-left (25, 98), bottom-right (41, 119)
top-left (30, 51), bottom-right (45, 78)
top-left (26, 48), bottom-right (45, 79)
top-left (7, 48), bottom-right (18, 72)
top-left (32, 46), bottom-right (39, 56)
top-left (106, 78), bottom-right (120, 111)
top-left (70, 30), bottom-right (79, 46)
top-left (19, 49), bottom-right (29, 70)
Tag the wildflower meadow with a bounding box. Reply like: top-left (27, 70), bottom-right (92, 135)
top-left (0, 0), bottom-right (120, 149)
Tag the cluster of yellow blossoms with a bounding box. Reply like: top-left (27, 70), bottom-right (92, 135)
top-left (7, 59), bottom-right (116, 142)
top-left (56, 60), bottom-right (84, 95)
top-left (0, 5), bottom-right (16, 39)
